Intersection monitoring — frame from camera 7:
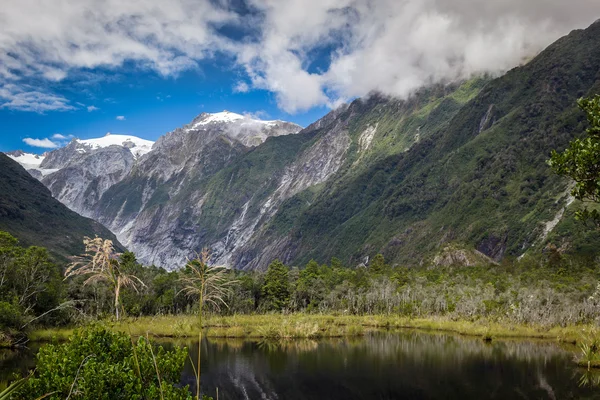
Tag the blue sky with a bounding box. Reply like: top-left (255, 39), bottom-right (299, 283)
top-left (0, 60), bottom-right (329, 153)
top-left (1, 0), bottom-right (598, 154)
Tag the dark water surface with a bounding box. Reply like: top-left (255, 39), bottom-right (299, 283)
top-left (4, 331), bottom-right (600, 399)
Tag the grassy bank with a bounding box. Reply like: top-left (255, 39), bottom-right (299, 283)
top-left (29, 314), bottom-right (598, 344)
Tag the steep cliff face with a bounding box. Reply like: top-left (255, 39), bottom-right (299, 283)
top-left (261, 20), bottom-right (600, 267)
top-left (15, 111), bottom-right (303, 268)
top-left (93, 110), bottom-right (347, 268)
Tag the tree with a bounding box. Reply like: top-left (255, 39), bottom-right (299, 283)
top-left (0, 232), bottom-right (65, 335)
top-left (295, 260), bottom-right (326, 311)
top-left (261, 260), bottom-right (290, 311)
top-left (549, 95), bottom-right (600, 224)
top-left (178, 249), bottom-right (236, 400)
top-left (64, 237), bottom-right (145, 321)
top-left (369, 254), bottom-right (390, 276)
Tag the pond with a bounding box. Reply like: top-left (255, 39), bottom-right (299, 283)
top-left (3, 331), bottom-right (600, 399)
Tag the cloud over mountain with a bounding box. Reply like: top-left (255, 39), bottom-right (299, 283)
top-left (1, 0), bottom-right (599, 113)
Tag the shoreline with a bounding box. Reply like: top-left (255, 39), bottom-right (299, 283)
top-left (28, 314), bottom-right (596, 344)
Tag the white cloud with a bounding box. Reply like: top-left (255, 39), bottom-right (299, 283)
top-left (0, 0), bottom-right (599, 114)
top-left (237, 0), bottom-right (600, 112)
top-left (23, 138), bottom-right (59, 148)
top-left (233, 81), bottom-right (250, 93)
top-left (0, 83), bottom-right (73, 112)
top-left (116, 115), bottom-right (125, 120)
top-left (243, 110), bottom-right (269, 120)
top-left (51, 133), bottom-right (74, 140)
top-left (87, 105), bottom-right (99, 112)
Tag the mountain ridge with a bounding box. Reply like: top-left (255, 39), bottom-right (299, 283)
top-left (0, 153), bottom-right (122, 260)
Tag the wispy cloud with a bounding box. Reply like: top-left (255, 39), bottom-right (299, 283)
top-left (51, 133), bottom-right (74, 140)
top-left (87, 105), bottom-right (99, 112)
top-left (243, 110), bottom-right (269, 120)
top-left (233, 81), bottom-right (250, 93)
top-left (116, 115), bottom-right (125, 121)
top-left (23, 138), bottom-right (59, 148)
top-left (0, 84), bottom-right (74, 113)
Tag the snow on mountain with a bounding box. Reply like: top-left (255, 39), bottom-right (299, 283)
top-left (191, 111), bottom-right (245, 127)
top-left (6, 151), bottom-right (45, 169)
top-left (4, 150), bottom-right (59, 177)
top-left (185, 111), bottom-right (303, 147)
top-left (189, 111), bottom-right (292, 129)
top-left (76, 134), bottom-right (154, 158)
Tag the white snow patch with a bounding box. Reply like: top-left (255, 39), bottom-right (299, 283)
top-left (40, 168), bottom-right (60, 176)
top-left (6, 152), bottom-right (60, 177)
top-left (192, 111), bottom-right (245, 127)
top-left (190, 111), bottom-right (282, 130)
top-left (76, 134), bottom-right (154, 158)
top-left (7, 152), bottom-right (45, 169)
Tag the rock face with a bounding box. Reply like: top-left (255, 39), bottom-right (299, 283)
top-left (9, 112), bottom-right (303, 268)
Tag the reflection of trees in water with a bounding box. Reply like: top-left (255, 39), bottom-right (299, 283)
top-left (579, 369), bottom-right (600, 388)
top-left (0, 347), bottom-right (37, 390)
top-left (176, 332), bottom-right (594, 400)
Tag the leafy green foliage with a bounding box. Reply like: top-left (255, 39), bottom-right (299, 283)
top-left (549, 95), bottom-right (600, 223)
top-left (0, 232), bottom-right (66, 338)
top-left (16, 326), bottom-right (192, 400)
top-left (261, 260), bottom-right (290, 311)
top-left (65, 238), bottom-right (146, 321)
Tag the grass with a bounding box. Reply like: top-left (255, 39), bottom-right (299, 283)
top-left (29, 314), bottom-right (600, 344)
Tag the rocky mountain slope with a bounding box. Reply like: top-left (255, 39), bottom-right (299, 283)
top-left (0, 153), bottom-right (121, 260)
top-left (7, 21), bottom-right (600, 270)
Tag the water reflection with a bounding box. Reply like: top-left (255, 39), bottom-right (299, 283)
top-left (0, 345), bottom-right (37, 390)
top-left (176, 332), bottom-right (600, 400)
top-left (3, 332), bottom-right (600, 399)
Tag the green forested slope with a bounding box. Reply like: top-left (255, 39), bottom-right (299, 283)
top-left (0, 153), bottom-right (122, 259)
top-left (261, 20), bottom-right (600, 266)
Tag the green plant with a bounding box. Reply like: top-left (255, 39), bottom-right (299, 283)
top-left (0, 376), bottom-right (29, 400)
top-left (15, 326), bottom-right (192, 400)
top-left (261, 260), bottom-right (290, 311)
top-left (549, 94), bottom-right (600, 224)
top-left (579, 342), bottom-right (599, 371)
top-left (178, 249), bottom-right (236, 400)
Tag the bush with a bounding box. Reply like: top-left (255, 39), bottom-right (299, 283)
top-left (0, 301), bottom-right (24, 331)
top-left (15, 326), bottom-right (192, 399)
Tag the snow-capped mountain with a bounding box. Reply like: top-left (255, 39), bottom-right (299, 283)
top-left (6, 150), bottom-right (45, 169)
top-left (5, 150), bottom-right (58, 179)
top-left (6, 112), bottom-right (303, 268)
top-left (31, 134), bottom-right (156, 218)
top-left (75, 134), bottom-right (154, 159)
top-left (184, 111), bottom-right (303, 147)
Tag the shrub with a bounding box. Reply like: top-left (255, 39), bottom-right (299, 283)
top-left (0, 301), bottom-right (24, 331)
top-left (15, 326), bottom-right (192, 400)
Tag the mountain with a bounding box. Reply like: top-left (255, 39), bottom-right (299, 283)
top-left (93, 80), bottom-right (487, 269)
top-left (33, 134), bottom-right (155, 218)
top-left (7, 21), bottom-right (600, 270)
top-left (0, 153), bottom-right (122, 260)
top-left (255, 20), bottom-right (600, 267)
top-left (8, 112), bottom-right (302, 268)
